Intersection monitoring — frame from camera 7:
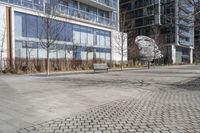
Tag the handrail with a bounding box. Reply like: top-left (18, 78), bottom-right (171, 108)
top-left (90, 0), bottom-right (117, 9)
top-left (56, 4), bottom-right (116, 27)
top-left (0, 0), bottom-right (43, 11)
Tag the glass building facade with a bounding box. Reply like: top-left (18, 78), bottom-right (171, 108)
top-left (14, 11), bottom-right (111, 60)
top-left (0, 0), bottom-right (126, 68)
top-left (0, 0), bottom-right (44, 11)
top-left (0, 0), bottom-right (118, 28)
top-left (55, 0), bottom-right (118, 28)
top-left (120, 0), bottom-right (194, 64)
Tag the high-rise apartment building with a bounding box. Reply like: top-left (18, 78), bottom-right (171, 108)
top-left (120, 0), bottom-right (194, 64)
top-left (0, 0), bottom-right (125, 68)
top-left (194, 1), bottom-right (200, 63)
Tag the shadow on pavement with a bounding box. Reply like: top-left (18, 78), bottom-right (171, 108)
top-left (172, 77), bottom-right (200, 91)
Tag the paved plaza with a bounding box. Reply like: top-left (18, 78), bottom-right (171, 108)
top-left (0, 65), bottom-right (200, 133)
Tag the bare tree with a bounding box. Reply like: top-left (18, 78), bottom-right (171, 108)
top-left (84, 38), bottom-right (93, 64)
top-left (85, 46), bottom-right (93, 64)
top-left (0, 15), bottom-right (6, 73)
top-left (25, 42), bottom-right (32, 70)
top-left (152, 24), bottom-right (165, 65)
top-left (38, 2), bottom-right (65, 75)
top-left (112, 10), bottom-right (128, 71)
top-left (63, 45), bottom-right (70, 68)
top-left (126, 29), bottom-right (140, 66)
top-left (71, 37), bottom-right (80, 61)
top-left (25, 42), bottom-right (38, 71)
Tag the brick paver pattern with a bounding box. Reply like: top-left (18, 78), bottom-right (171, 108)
top-left (17, 79), bottom-right (200, 133)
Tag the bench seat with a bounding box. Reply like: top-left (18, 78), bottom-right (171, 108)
top-left (93, 64), bottom-right (109, 72)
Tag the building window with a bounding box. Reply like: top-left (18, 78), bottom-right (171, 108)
top-left (73, 25), bottom-right (81, 44)
top-left (26, 15), bottom-right (38, 38)
top-left (80, 26), bottom-right (88, 45)
top-left (88, 28), bottom-right (94, 46)
top-left (15, 13), bottom-right (23, 37)
top-left (14, 11), bottom-right (111, 61)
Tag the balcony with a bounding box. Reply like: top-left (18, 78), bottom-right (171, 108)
top-left (90, 0), bottom-right (117, 9)
top-left (0, 0), bottom-right (43, 11)
top-left (76, 0), bottom-right (117, 11)
top-left (56, 4), bottom-right (116, 28)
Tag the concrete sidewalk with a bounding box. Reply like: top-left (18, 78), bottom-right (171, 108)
top-left (30, 67), bottom-right (148, 77)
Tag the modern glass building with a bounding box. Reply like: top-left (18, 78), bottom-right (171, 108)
top-left (0, 0), bottom-right (125, 68)
top-left (120, 0), bottom-right (194, 64)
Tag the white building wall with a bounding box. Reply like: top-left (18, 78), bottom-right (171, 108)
top-left (0, 5), bottom-right (7, 69)
top-left (190, 48), bottom-right (193, 64)
top-left (111, 30), bottom-right (127, 63)
top-left (172, 45), bottom-right (176, 64)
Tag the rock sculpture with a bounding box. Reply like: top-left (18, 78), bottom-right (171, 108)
top-left (135, 36), bottom-right (163, 61)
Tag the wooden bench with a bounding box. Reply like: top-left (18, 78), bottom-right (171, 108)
top-left (93, 64), bottom-right (109, 72)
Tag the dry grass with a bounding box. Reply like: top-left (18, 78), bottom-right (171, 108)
top-left (0, 58), bottom-right (149, 74)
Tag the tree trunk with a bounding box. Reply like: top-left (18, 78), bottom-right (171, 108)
top-left (47, 47), bottom-right (50, 76)
top-left (0, 42), bottom-right (3, 73)
top-left (28, 52), bottom-right (31, 72)
top-left (26, 44), bottom-right (28, 69)
top-left (86, 51), bottom-right (89, 65)
top-left (0, 25), bottom-right (6, 73)
top-left (64, 48), bottom-right (67, 68)
top-left (0, 39), bottom-right (3, 73)
top-left (0, 49), bottom-right (3, 73)
top-left (121, 49), bottom-right (123, 71)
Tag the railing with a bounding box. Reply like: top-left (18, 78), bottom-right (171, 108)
top-left (0, 0), bottom-right (44, 11)
top-left (91, 0), bottom-right (117, 9)
top-left (179, 39), bottom-right (191, 46)
top-left (56, 4), bottom-right (116, 27)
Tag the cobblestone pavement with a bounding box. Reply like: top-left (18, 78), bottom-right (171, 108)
top-left (1, 65), bottom-right (200, 133)
top-left (17, 78), bottom-right (200, 133)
